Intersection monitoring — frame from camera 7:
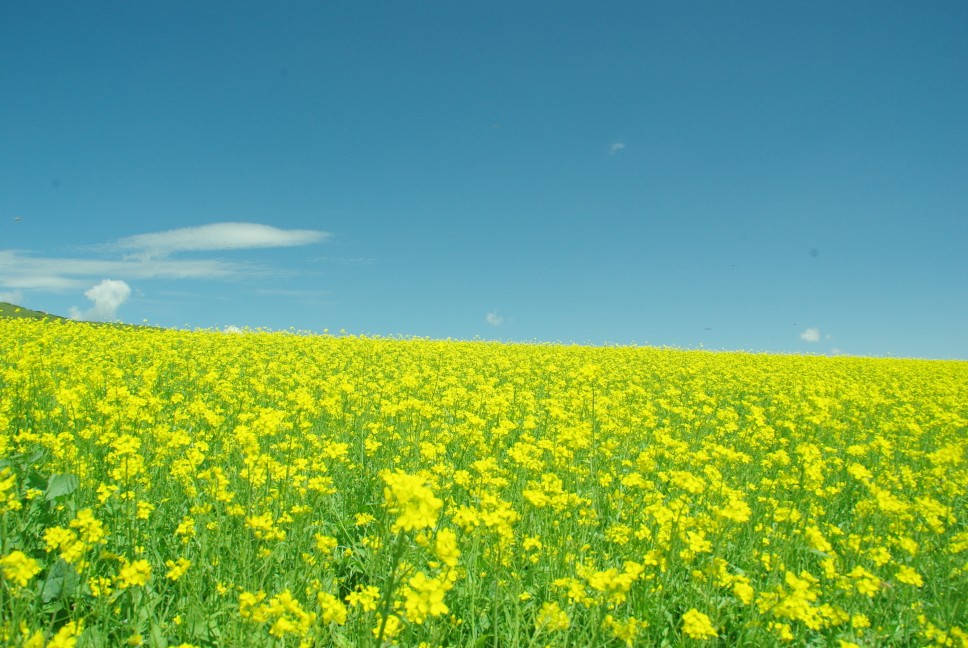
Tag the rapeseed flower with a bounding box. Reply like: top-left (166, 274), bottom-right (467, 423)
top-left (382, 470), bottom-right (442, 532)
top-left (354, 512), bottom-right (376, 526)
top-left (0, 550), bottom-right (41, 588)
top-left (174, 516), bottom-right (195, 543)
top-left (848, 566), bottom-right (881, 597)
top-left (580, 561), bottom-right (644, 605)
top-left (316, 592), bottom-right (347, 625)
top-left (116, 558), bottom-right (152, 589)
top-left (46, 621), bottom-right (83, 648)
top-left (433, 528), bottom-right (460, 567)
top-left (535, 601), bottom-right (570, 632)
top-left (69, 508), bottom-right (107, 545)
top-left (372, 613), bottom-right (402, 640)
top-left (0, 468), bottom-right (22, 513)
top-left (403, 571), bottom-right (452, 624)
top-left (88, 576), bottom-right (113, 597)
top-left (681, 609), bottom-right (717, 640)
top-left (345, 585), bottom-right (380, 611)
top-left (2, 317), bottom-right (966, 646)
top-left (314, 534), bottom-right (338, 554)
top-left (603, 615), bottom-right (648, 647)
top-left (239, 589), bottom-right (316, 638)
top-left (21, 630), bottom-right (45, 648)
top-left (239, 591), bottom-right (268, 621)
top-left (896, 565), bottom-right (923, 587)
top-left (43, 527), bottom-right (86, 565)
top-left (245, 512), bottom-right (286, 541)
top-left (805, 525), bottom-right (833, 553)
top-left (165, 558), bottom-right (191, 581)
top-left (264, 591), bottom-right (315, 638)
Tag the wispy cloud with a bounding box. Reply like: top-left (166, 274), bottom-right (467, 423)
top-left (800, 327), bottom-right (821, 342)
top-left (0, 222), bottom-right (329, 293)
top-left (609, 142), bottom-right (626, 155)
top-left (0, 289), bottom-right (23, 303)
top-left (253, 288), bottom-right (331, 298)
top-left (312, 256), bottom-right (376, 266)
top-left (486, 311), bottom-right (504, 326)
top-left (113, 222), bottom-right (329, 260)
top-left (0, 250), bottom-right (252, 290)
top-left (69, 279), bottom-right (131, 322)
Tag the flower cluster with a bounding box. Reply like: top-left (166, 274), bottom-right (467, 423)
top-left (0, 316), bottom-right (965, 646)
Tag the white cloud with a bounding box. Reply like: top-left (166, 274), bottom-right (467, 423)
top-left (0, 289), bottom-right (23, 303)
top-left (800, 327), bottom-right (821, 343)
top-left (69, 279), bottom-right (131, 322)
top-left (486, 311), bottom-right (504, 326)
top-left (223, 325), bottom-right (244, 334)
top-left (609, 142), bottom-right (626, 155)
top-left (0, 251), bottom-right (252, 289)
top-left (114, 222), bottom-right (329, 260)
top-left (0, 222), bottom-right (329, 295)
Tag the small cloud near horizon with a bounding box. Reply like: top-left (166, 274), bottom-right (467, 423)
top-left (800, 327), bottom-right (821, 343)
top-left (609, 142), bottom-right (626, 155)
top-left (486, 311), bottom-right (504, 326)
top-left (69, 279), bottom-right (131, 322)
top-left (0, 289), bottom-right (23, 304)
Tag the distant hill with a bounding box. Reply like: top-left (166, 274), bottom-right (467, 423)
top-left (0, 302), bottom-right (163, 331)
top-left (0, 302), bottom-right (67, 321)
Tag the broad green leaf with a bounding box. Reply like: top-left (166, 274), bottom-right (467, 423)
top-left (41, 559), bottom-right (78, 603)
top-left (45, 473), bottom-right (79, 501)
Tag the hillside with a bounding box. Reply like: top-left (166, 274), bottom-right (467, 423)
top-left (0, 302), bottom-right (66, 321)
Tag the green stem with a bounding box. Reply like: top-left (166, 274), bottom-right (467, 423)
top-left (373, 529), bottom-right (407, 648)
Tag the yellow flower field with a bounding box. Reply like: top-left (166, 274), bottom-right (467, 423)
top-left (1, 318), bottom-right (966, 647)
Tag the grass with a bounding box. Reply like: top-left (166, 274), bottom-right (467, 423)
top-left (0, 302), bottom-right (66, 321)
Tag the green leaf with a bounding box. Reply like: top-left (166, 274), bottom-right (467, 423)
top-left (149, 623), bottom-right (167, 648)
top-left (45, 474), bottom-right (79, 501)
top-left (27, 469), bottom-right (48, 492)
top-left (27, 449), bottom-right (46, 464)
top-left (469, 634), bottom-right (490, 648)
top-left (41, 559), bottom-right (79, 603)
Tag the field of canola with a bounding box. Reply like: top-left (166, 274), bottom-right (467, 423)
top-left (1, 317), bottom-right (966, 647)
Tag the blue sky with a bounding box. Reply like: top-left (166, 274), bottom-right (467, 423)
top-left (2, 2), bottom-right (966, 358)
